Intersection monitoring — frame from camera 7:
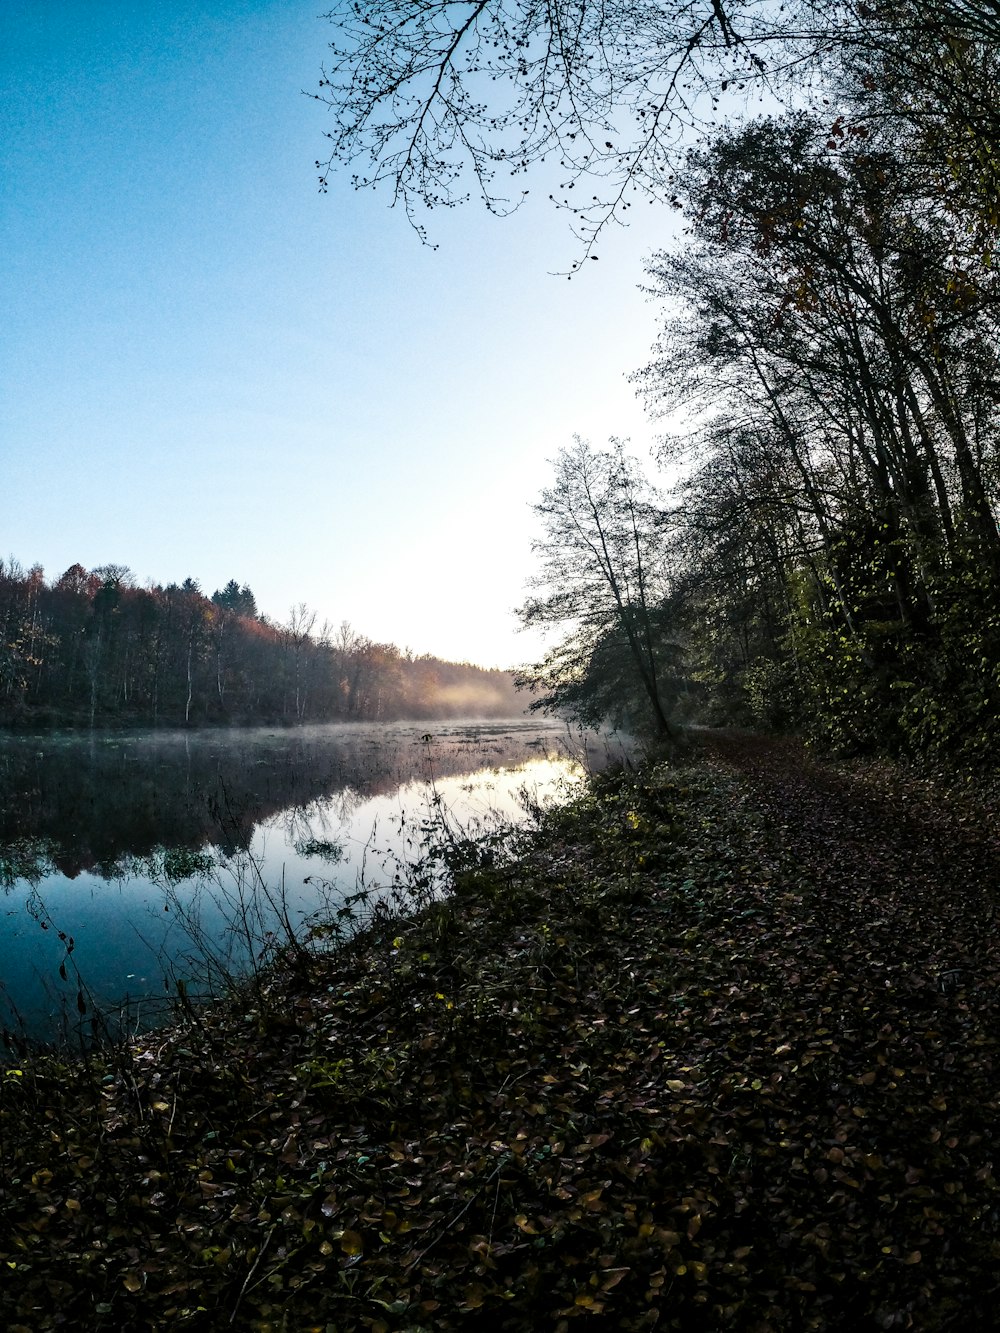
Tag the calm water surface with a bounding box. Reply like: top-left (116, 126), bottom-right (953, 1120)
top-left (0, 719), bottom-right (628, 1043)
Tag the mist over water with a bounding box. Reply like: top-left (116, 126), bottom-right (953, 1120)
top-left (0, 719), bottom-right (631, 1045)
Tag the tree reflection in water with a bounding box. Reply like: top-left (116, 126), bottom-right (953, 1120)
top-left (0, 720), bottom-right (630, 1043)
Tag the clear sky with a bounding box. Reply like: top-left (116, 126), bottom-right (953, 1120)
top-left (2, 1), bottom-right (680, 668)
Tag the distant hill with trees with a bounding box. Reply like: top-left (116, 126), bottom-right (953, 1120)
top-left (0, 560), bottom-right (522, 728)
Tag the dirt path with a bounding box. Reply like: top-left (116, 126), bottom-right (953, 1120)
top-left (703, 730), bottom-right (1000, 1017)
top-left (687, 732), bottom-right (1000, 1328)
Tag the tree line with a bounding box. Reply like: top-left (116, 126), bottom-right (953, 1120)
top-left (315, 0), bottom-right (1000, 757)
top-left (519, 90), bottom-right (1000, 756)
top-left (0, 560), bottom-right (521, 728)
top-left (633, 98), bottom-right (1000, 757)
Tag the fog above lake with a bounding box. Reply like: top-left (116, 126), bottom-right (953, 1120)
top-left (0, 719), bottom-right (619, 882)
top-left (0, 719), bottom-right (632, 1045)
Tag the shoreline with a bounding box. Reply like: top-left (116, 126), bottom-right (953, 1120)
top-left (3, 740), bottom-right (999, 1328)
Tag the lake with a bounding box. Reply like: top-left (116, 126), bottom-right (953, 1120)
top-left (0, 719), bottom-right (629, 1046)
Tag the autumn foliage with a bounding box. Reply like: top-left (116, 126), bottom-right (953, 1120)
top-left (0, 560), bottom-right (520, 728)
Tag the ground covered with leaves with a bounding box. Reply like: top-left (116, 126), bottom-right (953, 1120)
top-left (2, 733), bottom-right (1000, 1331)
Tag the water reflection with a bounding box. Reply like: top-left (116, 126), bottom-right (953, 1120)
top-left (0, 720), bottom-right (628, 1044)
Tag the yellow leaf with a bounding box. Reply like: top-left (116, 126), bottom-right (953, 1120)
top-left (339, 1229), bottom-right (364, 1256)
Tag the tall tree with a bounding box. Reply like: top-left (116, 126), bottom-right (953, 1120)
top-left (636, 110), bottom-right (1000, 750)
top-left (518, 438), bottom-right (678, 736)
top-left (212, 580), bottom-right (258, 619)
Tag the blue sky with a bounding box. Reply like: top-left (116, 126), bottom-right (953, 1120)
top-left (2, 1), bottom-right (679, 667)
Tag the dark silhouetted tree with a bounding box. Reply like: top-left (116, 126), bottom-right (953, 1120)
top-left (518, 438), bottom-right (678, 736)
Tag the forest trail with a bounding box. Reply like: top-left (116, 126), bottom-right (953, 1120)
top-left (702, 730), bottom-right (1000, 1003)
top-left (678, 731), bottom-right (1000, 1324)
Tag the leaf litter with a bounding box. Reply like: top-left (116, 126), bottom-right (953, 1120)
top-left (2, 732), bottom-right (1000, 1330)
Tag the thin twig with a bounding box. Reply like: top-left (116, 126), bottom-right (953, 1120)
top-left (404, 1157), bottom-right (509, 1270)
top-left (230, 1224), bottom-right (277, 1324)
top-left (489, 1168), bottom-right (503, 1247)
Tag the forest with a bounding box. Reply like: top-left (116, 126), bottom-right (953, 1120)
top-left (514, 93), bottom-right (1000, 758)
top-left (0, 561), bottom-right (521, 727)
top-left (315, 0), bottom-right (1000, 762)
